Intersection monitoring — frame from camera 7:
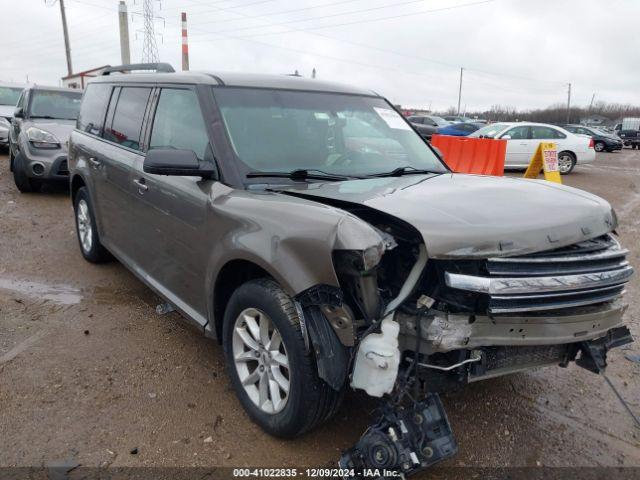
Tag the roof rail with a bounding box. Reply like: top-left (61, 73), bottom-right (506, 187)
top-left (101, 63), bottom-right (175, 76)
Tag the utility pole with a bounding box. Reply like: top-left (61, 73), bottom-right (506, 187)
top-left (118, 1), bottom-right (131, 65)
top-left (58, 0), bottom-right (73, 76)
top-left (566, 82), bottom-right (572, 123)
top-left (181, 12), bottom-right (189, 71)
top-left (457, 67), bottom-right (464, 115)
top-left (588, 93), bottom-right (595, 113)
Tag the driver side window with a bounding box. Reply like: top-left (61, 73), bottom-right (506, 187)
top-left (149, 88), bottom-right (210, 159)
top-left (502, 126), bottom-right (530, 139)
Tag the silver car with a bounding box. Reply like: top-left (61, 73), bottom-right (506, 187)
top-left (9, 85), bottom-right (82, 192)
top-left (68, 64), bottom-right (633, 474)
top-left (0, 82), bottom-right (26, 147)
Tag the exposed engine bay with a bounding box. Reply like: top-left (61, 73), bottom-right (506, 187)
top-left (292, 197), bottom-right (635, 478)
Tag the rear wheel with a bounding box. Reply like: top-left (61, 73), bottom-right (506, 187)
top-left (12, 152), bottom-right (41, 192)
top-left (594, 141), bottom-right (605, 152)
top-left (73, 187), bottom-right (111, 263)
top-left (223, 278), bottom-right (343, 438)
top-left (558, 151), bottom-right (576, 175)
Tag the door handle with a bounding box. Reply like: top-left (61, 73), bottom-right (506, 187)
top-left (88, 157), bottom-right (101, 167)
top-left (133, 178), bottom-right (148, 192)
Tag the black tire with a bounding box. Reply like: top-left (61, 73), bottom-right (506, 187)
top-left (594, 141), bottom-right (605, 152)
top-left (12, 152), bottom-right (41, 193)
top-left (8, 142), bottom-right (14, 171)
top-left (558, 151), bottom-right (576, 175)
top-left (222, 278), bottom-right (343, 438)
top-left (73, 186), bottom-right (111, 263)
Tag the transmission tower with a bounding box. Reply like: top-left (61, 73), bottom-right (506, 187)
top-left (141, 0), bottom-right (159, 63)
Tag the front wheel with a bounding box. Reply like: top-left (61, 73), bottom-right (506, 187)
top-left (73, 187), bottom-right (111, 263)
top-left (558, 151), bottom-right (576, 175)
top-left (12, 152), bottom-right (41, 192)
top-left (223, 278), bottom-right (343, 438)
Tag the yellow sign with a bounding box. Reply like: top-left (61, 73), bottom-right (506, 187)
top-left (523, 142), bottom-right (562, 183)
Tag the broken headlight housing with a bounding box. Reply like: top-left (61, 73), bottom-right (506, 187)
top-left (334, 244), bottom-right (384, 274)
top-left (26, 127), bottom-right (61, 149)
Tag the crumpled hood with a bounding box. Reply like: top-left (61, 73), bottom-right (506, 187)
top-left (274, 173), bottom-right (616, 258)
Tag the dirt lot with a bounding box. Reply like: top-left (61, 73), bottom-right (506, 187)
top-left (0, 149), bottom-right (639, 476)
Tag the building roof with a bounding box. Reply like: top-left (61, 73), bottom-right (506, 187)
top-left (89, 70), bottom-right (378, 96)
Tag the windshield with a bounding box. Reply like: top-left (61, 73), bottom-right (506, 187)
top-left (469, 123), bottom-right (510, 138)
top-left (29, 90), bottom-right (82, 120)
top-left (214, 88), bottom-right (447, 179)
top-left (0, 87), bottom-right (23, 106)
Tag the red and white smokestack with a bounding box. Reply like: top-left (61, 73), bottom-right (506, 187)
top-left (181, 12), bottom-right (189, 71)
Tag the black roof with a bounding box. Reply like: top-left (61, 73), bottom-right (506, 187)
top-left (89, 70), bottom-right (378, 96)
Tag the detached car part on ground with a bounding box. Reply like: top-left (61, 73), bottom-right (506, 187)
top-left (68, 65), bottom-right (634, 477)
top-left (9, 86), bottom-right (82, 193)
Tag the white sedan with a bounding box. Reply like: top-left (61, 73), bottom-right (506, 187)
top-left (469, 122), bottom-right (596, 174)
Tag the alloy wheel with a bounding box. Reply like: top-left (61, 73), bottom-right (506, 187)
top-left (558, 154), bottom-right (574, 174)
top-left (232, 307), bottom-right (290, 414)
top-left (76, 199), bottom-right (93, 253)
top-left (594, 142), bottom-right (605, 152)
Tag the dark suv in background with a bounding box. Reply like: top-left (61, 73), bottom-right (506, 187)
top-left (9, 86), bottom-right (82, 192)
top-left (68, 63), bottom-right (633, 475)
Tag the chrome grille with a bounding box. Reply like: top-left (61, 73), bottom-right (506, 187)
top-left (445, 234), bottom-right (633, 314)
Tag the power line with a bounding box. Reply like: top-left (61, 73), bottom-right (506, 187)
top-left (187, 24), bottom-right (445, 82)
top-left (188, 0), bottom-right (365, 28)
top-left (187, 0), bottom-right (565, 86)
top-left (191, 0), bottom-right (431, 35)
top-left (162, 0), bottom-right (276, 14)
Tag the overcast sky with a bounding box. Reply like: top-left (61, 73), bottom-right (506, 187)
top-left (3, 0), bottom-right (639, 112)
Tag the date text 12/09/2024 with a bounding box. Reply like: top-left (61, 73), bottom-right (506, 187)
top-left (232, 468), bottom-right (401, 478)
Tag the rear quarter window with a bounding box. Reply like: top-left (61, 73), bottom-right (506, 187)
top-left (104, 87), bottom-right (151, 151)
top-left (77, 83), bottom-right (112, 136)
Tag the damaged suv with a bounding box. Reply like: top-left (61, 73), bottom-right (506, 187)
top-left (69, 64), bottom-right (633, 473)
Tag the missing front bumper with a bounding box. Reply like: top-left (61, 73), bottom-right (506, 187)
top-left (397, 300), bottom-right (628, 354)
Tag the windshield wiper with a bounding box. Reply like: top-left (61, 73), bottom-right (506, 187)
top-left (368, 166), bottom-right (442, 177)
top-left (247, 169), bottom-right (357, 182)
top-left (30, 115), bottom-right (57, 119)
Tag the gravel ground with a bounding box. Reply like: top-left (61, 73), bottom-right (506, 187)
top-left (0, 149), bottom-right (639, 477)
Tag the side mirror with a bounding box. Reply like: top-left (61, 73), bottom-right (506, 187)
top-left (14, 107), bottom-right (23, 118)
top-left (143, 148), bottom-right (216, 178)
top-left (501, 134), bottom-right (512, 140)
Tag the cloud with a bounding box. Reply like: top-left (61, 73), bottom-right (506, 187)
top-left (3, 0), bottom-right (638, 111)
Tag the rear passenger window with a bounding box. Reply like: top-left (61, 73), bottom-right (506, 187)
top-left (77, 83), bottom-right (112, 136)
top-left (149, 88), bottom-right (209, 159)
top-left (104, 87), bottom-right (151, 151)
